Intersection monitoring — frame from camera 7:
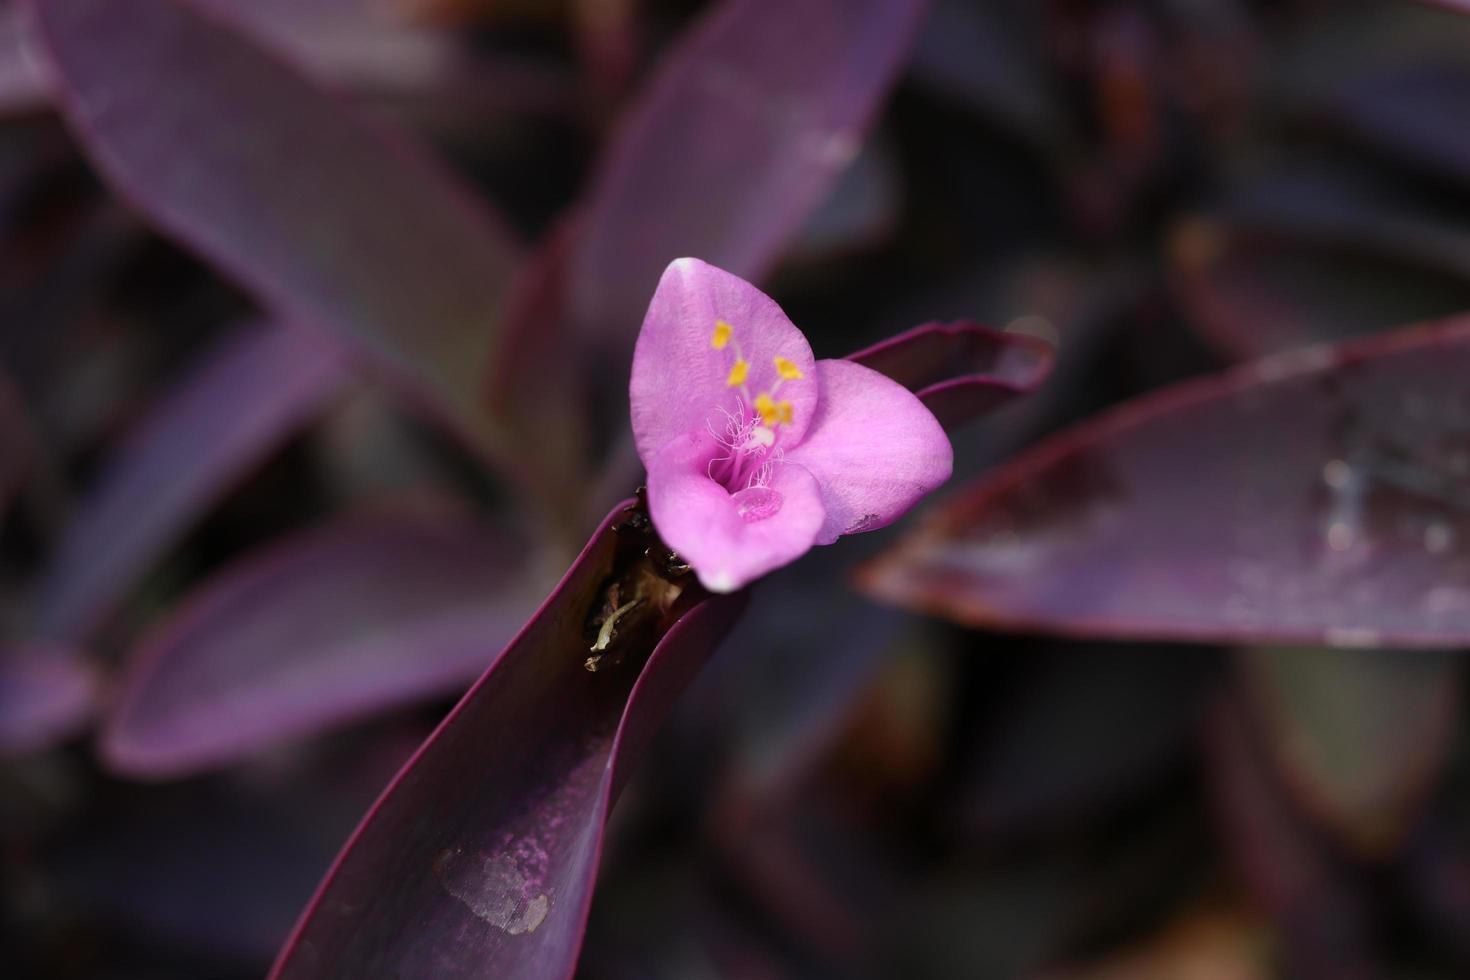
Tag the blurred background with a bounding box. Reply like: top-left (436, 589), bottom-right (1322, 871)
top-left (3, 0), bottom-right (1470, 976)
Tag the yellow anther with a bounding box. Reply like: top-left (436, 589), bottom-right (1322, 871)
top-left (754, 392), bottom-right (792, 427)
top-left (774, 356), bottom-right (803, 380)
top-left (726, 359), bottom-right (749, 387)
top-left (712, 320), bottom-right (733, 349)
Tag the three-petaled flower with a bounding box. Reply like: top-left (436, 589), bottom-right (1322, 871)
top-left (631, 258), bottom-right (953, 592)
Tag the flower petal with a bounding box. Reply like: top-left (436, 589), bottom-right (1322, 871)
top-left (647, 430), bottom-right (825, 592)
top-left (630, 259), bottom-right (817, 467)
top-left (787, 359), bottom-right (953, 545)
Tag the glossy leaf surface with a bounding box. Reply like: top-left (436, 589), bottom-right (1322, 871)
top-left (270, 502), bottom-right (746, 979)
top-left (848, 320), bottom-right (1055, 429)
top-left (862, 315), bottom-right (1470, 647)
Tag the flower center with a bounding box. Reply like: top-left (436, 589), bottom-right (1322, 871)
top-left (703, 318), bottom-right (808, 522)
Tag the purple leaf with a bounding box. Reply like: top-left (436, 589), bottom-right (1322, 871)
top-left (0, 1), bottom-right (46, 115)
top-left (29, 0), bottom-right (522, 450)
top-left (847, 320), bottom-right (1055, 429)
top-left (486, 216), bottom-right (591, 518)
top-left (1170, 165), bottom-right (1470, 358)
top-left (269, 501), bottom-right (746, 980)
top-left (1312, 61), bottom-right (1470, 189)
top-left (100, 512), bottom-right (538, 779)
top-left (790, 140), bottom-right (901, 260)
top-left (0, 643), bottom-right (99, 756)
top-left (0, 0), bottom-right (504, 115)
top-left (1205, 698), bottom-right (1376, 979)
top-left (1238, 645), bottom-right (1461, 856)
top-left (567, 0), bottom-right (931, 346)
top-left (860, 314), bottom-right (1470, 647)
top-left (36, 321), bottom-right (348, 641)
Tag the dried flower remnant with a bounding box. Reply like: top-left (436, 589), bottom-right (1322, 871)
top-left (630, 258), bottom-right (953, 592)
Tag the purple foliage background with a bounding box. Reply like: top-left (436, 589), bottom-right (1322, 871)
top-left (3, 0), bottom-right (1470, 977)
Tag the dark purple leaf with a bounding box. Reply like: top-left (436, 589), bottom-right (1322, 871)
top-left (1312, 61), bottom-right (1470, 188)
top-left (36, 321), bottom-right (348, 641)
top-left (0, 0), bottom-right (493, 115)
top-left (269, 501), bottom-right (746, 980)
top-left (848, 320), bottom-right (1055, 429)
top-left (101, 512), bottom-right (538, 779)
top-left (0, 643), bottom-right (99, 756)
top-left (30, 0), bottom-right (522, 451)
top-left (1238, 645), bottom-right (1461, 856)
top-left (485, 216), bottom-right (591, 520)
top-left (860, 315), bottom-right (1470, 648)
top-left (790, 140), bottom-right (901, 260)
top-left (566, 0), bottom-right (931, 346)
top-left (1170, 164), bottom-right (1470, 358)
top-left (1205, 698), bottom-right (1376, 980)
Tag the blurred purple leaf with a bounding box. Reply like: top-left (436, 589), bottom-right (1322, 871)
top-left (1171, 165), bottom-right (1470, 358)
top-left (0, 0), bottom-right (497, 116)
top-left (270, 501), bottom-right (746, 980)
top-left (0, 643), bottom-right (99, 756)
top-left (848, 320), bottom-right (1055, 429)
top-left (790, 140), bottom-right (902, 261)
top-left (0, 1), bottom-right (45, 115)
top-left (36, 321), bottom-right (348, 641)
top-left (1311, 61), bottom-right (1470, 188)
top-left (101, 512), bottom-right (538, 779)
top-left (486, 215), bottom-right (590, 520)
top-left (1205, 698), bottom-right (1376, 980)
top-left (30, 0), bottom-right (522, 452)
top-left (860, 315), bottom-right (1470, 647)
top-left (567, 0), bottom-right (931, 347)
top-left (1238, 645), bottom-right (1461, 856)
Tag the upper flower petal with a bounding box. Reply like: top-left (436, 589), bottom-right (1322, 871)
top-left (630, 258), bottom-right (817, 468)
top-left (785, 359), bottom-right (953, 545)
top-left (646, 430), bottom-right (825, 592)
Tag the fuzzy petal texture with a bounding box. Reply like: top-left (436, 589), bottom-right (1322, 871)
top-left (787, 359), bottom-right (954, 545)
top-left (647, 431), bottom-right (826, 592)
top-left (630, 258), bottom-right (817, 466)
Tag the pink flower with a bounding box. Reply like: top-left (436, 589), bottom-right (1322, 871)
top-left (631, 258), bottom-right (953, 592)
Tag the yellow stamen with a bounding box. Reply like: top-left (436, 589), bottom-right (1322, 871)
top-left (712, 320), bottom-right (733, 349)
top-left (774, 356), bottom-right (803, 380)
top-left (726, 359), bottom-right (749, 387)
top-left (754, 392), bottom-right (793, 427)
